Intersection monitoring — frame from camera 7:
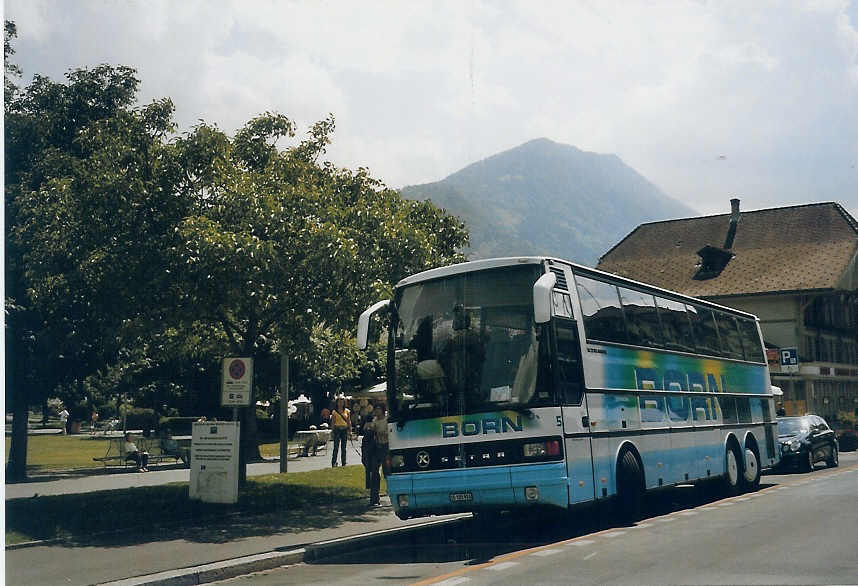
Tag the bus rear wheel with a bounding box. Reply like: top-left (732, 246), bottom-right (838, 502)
top-left (616, 450), bottom-right (644, 521)
top-left (723, 444), bottom-right (742, 496)
top-left (741, 447), bottom-right (760, 492)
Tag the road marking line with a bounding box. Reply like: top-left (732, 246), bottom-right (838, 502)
top-left (735, 497), bottom-right (749, 501)
top-left (531, 549), bottom-right (560, 557)
top-left (719, 501), bottom-right (735, 506)
top-left (679, 511), bottom-right (698, 516)
top-left (633, 523), bottom-right (652, 528)
top-left (488, 562), bottom-right (519, 571)
top-left (569, 540), bottom-right (595, 547)
top-left (435, 578), bottom-right (470, 586)
top-left (583, 551), bottom-right (598, 560)
top-left (655, 517), bottom-right (676, 522)
top-left (603, 531), bottom-right (626, 537)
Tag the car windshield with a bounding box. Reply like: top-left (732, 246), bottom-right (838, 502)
top-left (388, 264), bottom-right (552, 420)
top-left (777, 417), bottom-right (810, 435)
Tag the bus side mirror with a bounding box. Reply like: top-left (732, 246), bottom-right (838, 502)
top-left (533, 272), bottom-right (557, 324)
top-left (357, 299), bottom-right (390, 350)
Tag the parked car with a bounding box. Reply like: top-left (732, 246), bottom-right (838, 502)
top-left (777, 415), bottom-right (839, 471)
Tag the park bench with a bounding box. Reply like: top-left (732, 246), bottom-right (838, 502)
top-left (92, 436), bottom-right (189, 469)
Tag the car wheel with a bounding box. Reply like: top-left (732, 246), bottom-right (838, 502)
top-left (616, 450), bottom-right (644, 521)
top-left (827, 443), bottom-right (839, 468)
top-left (723, 444), bottom-right (742, 496)
top-left (741, 447), bottom-right (760, 492)
top-left (802, 449), bottom-right (814, 473)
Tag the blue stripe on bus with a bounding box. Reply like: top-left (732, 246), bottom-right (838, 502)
top-left (388, 462), bottom-right (568, 513)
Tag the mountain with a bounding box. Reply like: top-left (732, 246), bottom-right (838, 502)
top-left (400, 138), bottom-right (696, 266)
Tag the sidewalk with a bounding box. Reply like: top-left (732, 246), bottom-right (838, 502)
top-left (5, 442), bottom-right (442, 586)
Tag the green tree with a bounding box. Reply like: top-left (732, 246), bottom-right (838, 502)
top-left (5, 61), bottom-right (180, 479)
top-left (167, 113), bottom-right (468, 478)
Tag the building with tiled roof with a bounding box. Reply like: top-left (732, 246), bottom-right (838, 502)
top-left (598, 200), bottom-right (858, 422)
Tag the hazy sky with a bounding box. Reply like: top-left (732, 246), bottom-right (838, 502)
top-left (6, 0), bottom-right (858, 217)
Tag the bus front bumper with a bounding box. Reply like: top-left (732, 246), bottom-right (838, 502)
top-left (386, 462), bottom-right (568, 519)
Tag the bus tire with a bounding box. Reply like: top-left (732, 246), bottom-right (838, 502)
top-left (741, 446), bottom-right (760, 492)
top-left (723, 443), bottom-right (742, 496)
top-left (616, 450), bottom-right (644, 521)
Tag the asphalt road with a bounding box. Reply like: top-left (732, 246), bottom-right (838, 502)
top-left (221, 452), bottom-right (858, 586)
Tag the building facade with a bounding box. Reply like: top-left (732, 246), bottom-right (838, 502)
top-left (597, 201), bottom-right (858, 423)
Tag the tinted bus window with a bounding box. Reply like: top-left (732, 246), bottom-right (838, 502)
top-left (720, 396), bottom-right (738, 424)
top-left (687, 305), bottom-right (721, 356)
top-left (555, 319), bottom-right (584, 406)
top-left (736, 397), bottom-right (752, 423)
top-left (737, 318), bottom-right (764, 363)
top-left (640, 395), bottom-right (666, 423)
top-left (575, 275), bottom-right (627, 344)
top-left (716, 313), bottom-right (744, 359)
top-left (618, 287), bottom-right (663, 348)
top-left (692, 396), bottom-right (713, 421)
top-left (667, 395), bottom-right (690, 422)
top-left (655, 297), bottom-right (695, 353)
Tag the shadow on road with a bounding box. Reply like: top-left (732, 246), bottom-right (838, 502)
top-left (311, 480), bottom-right (779, 567)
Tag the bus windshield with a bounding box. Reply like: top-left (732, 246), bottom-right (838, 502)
top-left (388, 265), bottom-right (551, 420)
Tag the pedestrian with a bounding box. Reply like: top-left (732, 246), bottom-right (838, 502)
top-left (59, 408), bottom-right (70, 435)
top-left (330, 396), bottom-right (351, 467)
top-left (367, 404), bottom-right (389, 506)
top-left (90, 409), bottom-right (99, 435)
top-left (124, 432), bottom-right (150, 472)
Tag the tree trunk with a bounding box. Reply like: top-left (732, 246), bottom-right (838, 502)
top-left (5, 396), bottom-right (29, 482)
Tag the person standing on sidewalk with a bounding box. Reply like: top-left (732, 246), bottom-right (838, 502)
top-left (330, 396), bottom-right (351, 467)
top-left (59, 408), bottom-right (70, 435)
top-left (367, 404), bottom-right (389, 506)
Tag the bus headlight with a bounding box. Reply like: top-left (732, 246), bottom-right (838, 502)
top-left (523, 440), bottom-right (561, 458)
top-left (397, 494), bottom-right (410, 508)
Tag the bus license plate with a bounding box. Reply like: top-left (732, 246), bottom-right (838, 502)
top-left (449, 491), bottom-right (473, 502)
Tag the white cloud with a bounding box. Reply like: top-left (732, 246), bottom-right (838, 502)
top-left (5, 0), bottom-right (858, 215)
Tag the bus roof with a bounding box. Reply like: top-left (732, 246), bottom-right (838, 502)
top-left (395, 256), bottom-right (759, 321)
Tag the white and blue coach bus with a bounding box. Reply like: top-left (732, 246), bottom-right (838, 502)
top-left (357, 257), bottom-right (779, 519)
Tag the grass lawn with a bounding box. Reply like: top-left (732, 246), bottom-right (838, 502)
top-left (5, 435), bottom-right (310, 473)
top-left (6, 465), bottom-right (384, 545)
top-left (4, 435), bottom-right (114, 472)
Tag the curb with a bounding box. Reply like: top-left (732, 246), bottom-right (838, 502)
top-left (96, 515), bottom-right (470, 586)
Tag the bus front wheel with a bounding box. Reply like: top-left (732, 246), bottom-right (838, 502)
top-left (616, 450), bottom-right (644, 521)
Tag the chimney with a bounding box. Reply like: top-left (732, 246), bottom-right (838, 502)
top-left (723, 198), bottom-right (740, 250)
top-left (693, 198), bottom-right (739, 281)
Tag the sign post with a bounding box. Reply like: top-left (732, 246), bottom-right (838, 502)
top-left (280, 354), bottom-right (289, 473)
top-left (221, 357), bottom-right (253, 485)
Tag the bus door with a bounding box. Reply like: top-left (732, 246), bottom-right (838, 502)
top-left (553, 318), bottom-right (595, 504)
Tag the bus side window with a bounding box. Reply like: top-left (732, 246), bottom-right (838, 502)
top-left (715, 313), bottom-right (744, 360)
top-left (692, 396), bottom-right (711, 421)
top-left (720, 396), bottom-right (738, 424)
top-left (640, 395), bottom-right (666, 423)
top-left (737, 318), bottom-right (765, 363)
top-left (554, 319), bottom-right (584, 406)
top-left (574, 275), bottom-right (627, 344)
top-left (618, 287), bottom-right (664, 348)
top-left (687, 305), bottom-right (722, 356)
top-left (667, 395), bottom-right (690, 422)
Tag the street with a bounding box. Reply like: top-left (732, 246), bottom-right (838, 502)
top-left (218, 453), bottom-right (858, 585)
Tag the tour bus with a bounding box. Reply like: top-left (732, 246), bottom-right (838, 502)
top-left (357, 257), bottom-right (779, 519)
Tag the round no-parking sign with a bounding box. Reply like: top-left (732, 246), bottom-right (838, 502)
top-left (221, 357), bottom-right (253, 406)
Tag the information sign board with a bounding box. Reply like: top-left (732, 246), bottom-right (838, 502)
top-left (189, 421), bottom-right (239, 504)
top-left (221, 357), bottom-right (253, 406)
top-left (780, 347), bottom-right (799, 373)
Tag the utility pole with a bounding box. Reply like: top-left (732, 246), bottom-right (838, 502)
top-left (280, 353), bottom-right (289, 473)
